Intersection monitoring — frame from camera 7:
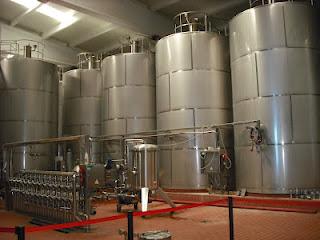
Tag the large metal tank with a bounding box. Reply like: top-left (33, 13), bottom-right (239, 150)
top-left (0, 56), bottom-right (58, 173)
top-left (102, 44), bottom-right (156, 160)
top-left (156, 12), bottom-right (232, 190)
top-left (63, 53), bottom-right (102, 164)
top-left (230, 1), bottom-right (320, 193)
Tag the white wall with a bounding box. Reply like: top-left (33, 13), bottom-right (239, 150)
top-left (0, 23), bottom-right (80, 66)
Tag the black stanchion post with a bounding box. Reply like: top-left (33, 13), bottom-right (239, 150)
top-left (228, 197), bottom-right (234, 240)
top-left (127, 211), bottom-right (134, 240)
top-left (15, 226), bottom-right (25, 240)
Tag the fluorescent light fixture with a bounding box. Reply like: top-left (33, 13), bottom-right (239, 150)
top-left (37, 4), bottom-right (76, 23)
top-left (6, 54), bottom-right (15, 59)
top-left (11, 0), bottom-right (39, 9)
top-left (10, 0), bottom-right (77, 24)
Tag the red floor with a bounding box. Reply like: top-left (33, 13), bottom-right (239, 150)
top-left (0, 201), bottom-right (319, 240)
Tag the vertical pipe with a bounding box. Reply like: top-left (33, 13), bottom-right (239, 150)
top-left (88, 55), bottom-right (93, 69)
top-left (72, 173), bottom-right (77, 219)
top-left (131, 41), bottom-right (136, 53)
top-left (127, 211), bottom-right (134, 240)
top-left (228, 197), bottom-right (234, 240)
top-left (24, 45), bottom-right (32, 58)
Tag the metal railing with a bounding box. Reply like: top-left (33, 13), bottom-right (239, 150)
top-left (0, 39), bottom-right (44, 59)
top-left (249, 0), bottom-right (317, 7)
top-left (174, 11), bottom-right (210, 33)
top-left (77, 52), bottom-right (101, 69)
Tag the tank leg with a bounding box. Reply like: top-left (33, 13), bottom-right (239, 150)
top-left (117, 204), bottom-right (121, 213)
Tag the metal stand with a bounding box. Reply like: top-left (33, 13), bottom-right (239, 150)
top-left (127, 211), bottom-right (134, 240)
top-left (156, 187), bottom-right (176, 208)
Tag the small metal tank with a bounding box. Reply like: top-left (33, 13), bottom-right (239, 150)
top-left (156, 12), bottom-right (232, 190)
top-left (0, 56), bottom-right (58, 173)
top-left (128, 144), bottom-right (158, 190)
top-left (102, 39), bottom-right (156, 160)
top-left (230, 0), bottom-right (320, 193)
top-left (63, 53), bottom-right (102, 165)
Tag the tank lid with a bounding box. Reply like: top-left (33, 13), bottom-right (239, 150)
top-left (133, 144), bottom-right (158, 151)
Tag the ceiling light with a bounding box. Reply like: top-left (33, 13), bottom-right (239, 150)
top-left (37, 4), bottom-right (76, 23)
top-left (6, 54), bottom-right (15, 59)
top-left (11, 0), bottom-right (39, 9)
top-left (11, 0), bottom-right (77, 24)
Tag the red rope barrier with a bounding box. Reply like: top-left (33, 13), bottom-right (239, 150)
top-left (233, 197), bottom-right (320, 208)
top-left (25, 198), bottom-right (227, 233)
top-left (26, 214), bottom-right (126, 233)
top-left (135, 198), bottom-right (228, 217)
top-left (1, 196), bottom-right (319, 234)
top-left (0, 227), bottom-right (15, 233)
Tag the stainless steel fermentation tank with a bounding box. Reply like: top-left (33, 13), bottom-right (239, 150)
top-left (230, 1), bottom-right (320, 193)
top-left (0, 56), bottom-right (58, 173)
top-left (63, 53), bottom-right (102, 165)
top-left (156, 12), bottom-right (232, 190)
top-left (102, 47), bottom-right (156, 160)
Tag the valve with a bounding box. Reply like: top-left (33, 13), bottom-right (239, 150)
top-left (247, 126), bottom-right (262, 152)
top-left (220, 153), bottom-right (232, 170)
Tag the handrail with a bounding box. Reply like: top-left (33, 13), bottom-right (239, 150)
top-left (249, 0), bottom-right (317, 7)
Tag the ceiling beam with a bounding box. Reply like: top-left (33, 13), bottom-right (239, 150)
top-left (0, 19), bottom-right (72, 46)
top-left (0, 18), bottom-right (41, 36)
top-left (150, 0), bottom-right (181, 11)
top-left (48, 0), bottom-right (172, 36)
top-left (41, 15), bottom-right (80, 39)
top-left (69, 24), bottom-right (116, 47)
top-left (10, 2), bottom-right (43, 27)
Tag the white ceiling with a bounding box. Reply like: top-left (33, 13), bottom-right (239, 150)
top-left (0, 0), bottom-right (143, 52)
top-left (0, 0), bottom-right (250, 53)
top-left (138, 0), bottom-right (249, 20)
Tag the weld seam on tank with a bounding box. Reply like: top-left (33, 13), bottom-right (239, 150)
top-left (0, 121), bottom-right (57, 126)
top-left (157, 107), bottom-right (232, 114)
top-left (0, 88), bottom-right (57, 94)
top-left (104, 85), bottom-right (155, 89)
top-left (64, 96), bottom-right (101, 100)
top-left (106, 117), bottom-right (155, 121)
top-left (230, 47), bottom-right (320, 64)
top-left (156, 67), bottom-right (230, 78)
top-left (232, 93), bottom-right (320, 105)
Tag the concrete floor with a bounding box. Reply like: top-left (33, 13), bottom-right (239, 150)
top-left (0, 201), bottom-right (320, 240)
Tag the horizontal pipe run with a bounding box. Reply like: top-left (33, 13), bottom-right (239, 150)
top-left (2, 135), bottom-right (88, 149)
top-left (92, 120), bottom-right (260, 142)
